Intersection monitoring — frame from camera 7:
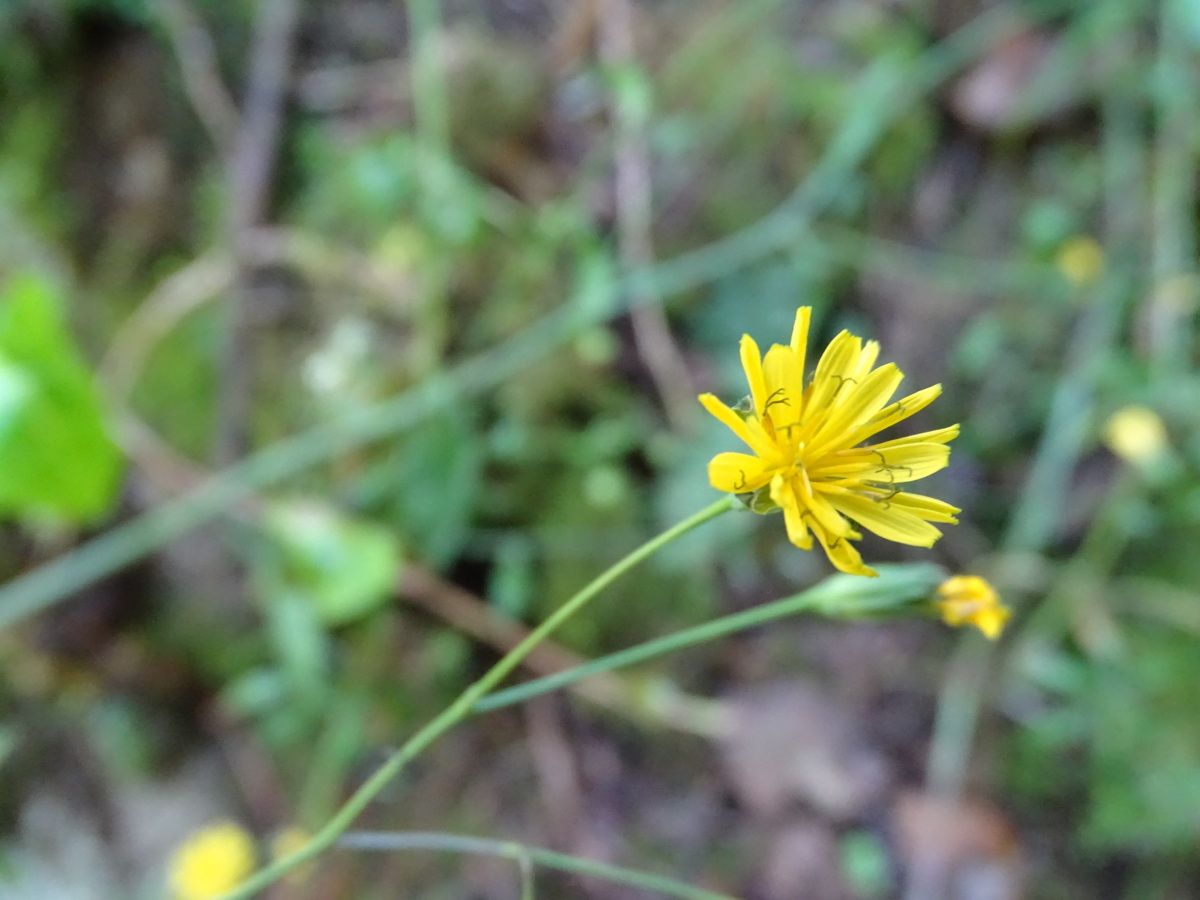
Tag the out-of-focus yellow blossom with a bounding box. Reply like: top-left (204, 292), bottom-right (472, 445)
top-left (700, 307), bottom-right (960, 576)
top-left (168, 820), bottom-right (256, 900)
top-left (1103, 405), bottom-right (1168, 465)
top-left (1055, 236), bottom-right (1104, 287)
top-left (935, 575), bottom-right (1010, 639)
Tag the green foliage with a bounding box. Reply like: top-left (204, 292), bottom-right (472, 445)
top-left (1084, 628), bottom-right (1200, 853)
top-left (0, 273), bottom-right (122, 523)
top-left (2, 1), bottom-right (1200, 896)
top-left (839, 830), bottom-right (891, 898)
top-left (1012, 623), bottom-right (1200, 862)
top-left (260, 500), bottom-right (403, 628)
top-left (293, 128), bottom-right (486, 247)
top-left (352, 412), bottom-right (482, 570)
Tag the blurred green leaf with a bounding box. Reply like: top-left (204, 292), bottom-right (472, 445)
top-left (264, 586), bottom-right (331, 704)
top-left (0, 273), bottom-right (123, 523)
top-left (222, 666), bottom-right (289, 720)
top-left (359, 412), bottom-right (482, 569)
top-left (488, 533), bottom-right (535, 620)
top-left (839, 830), bottom-right (891, 898)
top-left (1084, 628), bottom-right (1200, 852)
top-left (262, 500), bottom-right (404, 627)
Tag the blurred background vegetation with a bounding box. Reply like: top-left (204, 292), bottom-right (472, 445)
top-left (0, 0), bottom-right (1198, 897)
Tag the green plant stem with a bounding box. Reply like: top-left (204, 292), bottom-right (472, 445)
top-left (475, 563), bottom-right (946, 714)
top-left (297, 693), bottom-right (369, 828)
top-left (215, 497), bottom-right (735, 899)
top-left (339, 831), bottom-right (740, 900)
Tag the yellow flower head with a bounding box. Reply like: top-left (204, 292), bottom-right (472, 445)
top-left (1055, 235), bottom-right (1105, 287)
top-left (699, 307), bottom-right (960, 576)
top-left (1103, 404), bottom-right (1168, 465)
top-left (168, 820), bottom-right (257, 900)
top-left (935, 575), bottom-right (1009, 639)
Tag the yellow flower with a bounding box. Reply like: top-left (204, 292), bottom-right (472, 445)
top-left (935, 575), bottom-right (1009, 639)
top-left (1055, 236), bottom-right (1104, 287)
top-left (700, 307), bottom-right (960, 576)
top-left (168, 820), bottom-right (257, 900)
top-left (1103, 405), bottom-right (1168, 465)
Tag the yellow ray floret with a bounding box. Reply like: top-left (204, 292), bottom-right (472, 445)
top-left (700, 307), bottom-right (961, 576)
top-left (935, 575), bottom-right (1010, 639)
top-left (168, 820), bottom-right (256, 900)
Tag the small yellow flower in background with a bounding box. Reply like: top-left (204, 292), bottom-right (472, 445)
top-left (1055, 235), bottom-right (1105, 287)
top-left (935, 575), bottom-right (1010, 639)
top-left (1103, 405), bottom-right (1168, 465)
top-left (700, 307), bottom-right (960, 576)
top-left (168, 820), bottom-right (257, 900)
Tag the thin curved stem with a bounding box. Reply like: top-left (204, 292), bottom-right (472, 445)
top-left (475, 563), bottom-right (946, 714)
top-left (215, 497), bottom-right (735, 899)
top-left (339, 831), bottom-right (741, 900)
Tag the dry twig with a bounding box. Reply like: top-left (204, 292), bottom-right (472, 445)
top-left (598, 0), bottom-right (697, 432)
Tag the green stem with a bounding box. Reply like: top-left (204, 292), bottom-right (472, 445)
top-left (339, 831), bottom-right (740, 900)
top-left (475, 563), bottom-right (946, 714)
top-left (215, 497), bottom-right (735, 899)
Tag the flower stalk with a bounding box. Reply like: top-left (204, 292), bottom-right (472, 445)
top-left (474, 563), bottom-right (948, 715)
top-left (215, 496), bottom-right (735, 899)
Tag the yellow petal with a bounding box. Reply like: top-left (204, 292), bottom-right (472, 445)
top-left (816, 442), bottom-right (951, 483)
top-left (852, 339), bottom-right (881, 381)
top-left (804, 489), bottom-right (859, 541)
top-left (773, 477), bottom-right (814, 549)
top-left (739, 335), bottom-right (769, 417)
top-left (806, 331), bottom-right (862, 415)
top-left (761, 344), bottom-right (802, 431)
top-left (805, 363), bottom-right (903, 459)
top-left (708, 452), bottom-right (774, 493)
top-left (824, 491), bottom-right (945, 547)
top-left (972, 606), bottom-right (1010, 639)
top-left (847, 384), bottom-right (942, 445)
top-left (888, 491), bottom-right (960, 523)
top-left (790, 306), bottom-right (811, 362)
top-left (769, 470), bottom-right (792, 509)
top-left (699, 393), bottom-right (778, 459)
top-left (935, 575), bottom-right (1010, 639)
top-left (876, 442), bottom-right (952, 481)
top-left (810, 516), bottom-right (876, 576)
top-left (869, 424), bottom-right (960, 450)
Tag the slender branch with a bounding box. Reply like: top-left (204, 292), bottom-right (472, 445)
top-left (339, 831), bottom-right (741, 900)
top-left (157, 0), bottom-right (239, 151)
top-left (599, 0), bottom-right (696, 431)
top-left (214, 498), bottom-right (735, 899)
top-left (400, 564), bottom-right (727, 736)
top-left (217, 0), bottom-right (303, 464)
top-left (475, 563), bottom-right (946, 714)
